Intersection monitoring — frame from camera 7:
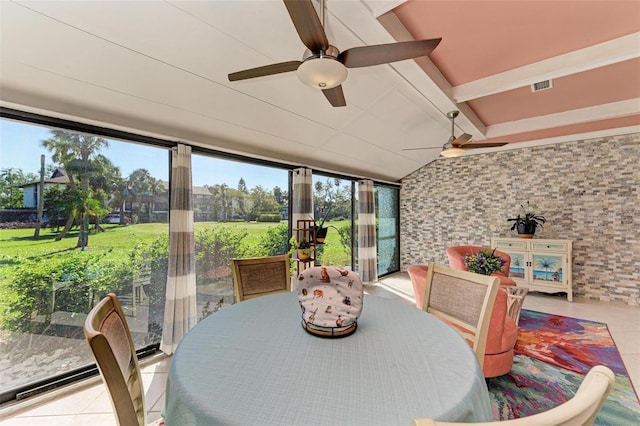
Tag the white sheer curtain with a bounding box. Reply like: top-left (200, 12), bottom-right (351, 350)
top-left (292, 167), bottom-right (314, 233)
top-left (161, 144), bottom-right (197, 355)
top-left (358, 180), bottom-right (377, 283)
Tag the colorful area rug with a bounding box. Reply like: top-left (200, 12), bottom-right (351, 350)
top-left (487, 309), bottom-right (640, 425)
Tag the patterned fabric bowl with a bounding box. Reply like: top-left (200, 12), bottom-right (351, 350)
top-left (297, 266), bottom-right (364, 338)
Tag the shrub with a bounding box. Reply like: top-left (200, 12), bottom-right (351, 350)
top-left (337, 223), bottom-right (352, 257)
top-left (1, 251), bottom-right (132, 332)
top-left (259, 222), bottom-right (289, 256)
top-left (195, 227), bottom-right (248, 280)
top-left (130, 234), bottom-right (169, 305)
top-left (257, 214), bottom-right (282, 223)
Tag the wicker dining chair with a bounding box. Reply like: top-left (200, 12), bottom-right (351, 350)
top-left (421, 263), bottom-right (500, 369)
top-left (231, 254), bottom-right (291, 302)
top-left (83, 293), bottom-right (164, 426)
top-left (412, 365), bottom-right (615, 426)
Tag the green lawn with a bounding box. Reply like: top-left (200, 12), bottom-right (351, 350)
top-left (0, 220), bottom-right (351, 266)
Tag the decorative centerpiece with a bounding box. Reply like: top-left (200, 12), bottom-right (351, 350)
top-left (464, 248), bottom-right (506, 276)
top-left (507, 201), bottom-right (546, 238)
top-left (297, 266), bottom-right (363, 338)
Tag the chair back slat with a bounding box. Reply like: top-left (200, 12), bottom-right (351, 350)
top-left (429, 272), bottom-right (488, 325)
top-left (232, 255), bottom-right (291, 302)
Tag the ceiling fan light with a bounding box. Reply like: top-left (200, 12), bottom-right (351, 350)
top-left (297, 56), bottom-right (347, 89)
top-left (440, 147), bottom-right (465, 158)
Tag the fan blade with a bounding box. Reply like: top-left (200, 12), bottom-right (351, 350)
top-left (228, 61), bottom-right (301, 82)
top-left (451, 133), bottom-right (472, 147)
top-left (462, 142), bottom-right (509, 149)
top-left (283, 0), bottom-right (329, 52)
top-left (322, 85), bottom-right (346, 107)
top-left (338, 38), bottom-right (441, 68)
top-left (401, 147), bottom-right (442, 151)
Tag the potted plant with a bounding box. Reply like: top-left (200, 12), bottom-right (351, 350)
top-left (463, 248), bottom-right (506, 275)
top-left (312, 206), bottom-right (338, 244)
top-left (507, 201), bottom-right (546, 238)
top-left (291, 237), bottom-right (312, 261)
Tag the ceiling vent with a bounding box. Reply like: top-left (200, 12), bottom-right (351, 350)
top-left (531, 79), bottom-right (553, 92)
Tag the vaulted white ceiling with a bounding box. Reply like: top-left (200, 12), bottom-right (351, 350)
top-left (1, 0), bottom-right (639, 182)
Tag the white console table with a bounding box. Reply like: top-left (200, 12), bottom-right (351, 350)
top-left (491, 237), bottom-right (573, 301)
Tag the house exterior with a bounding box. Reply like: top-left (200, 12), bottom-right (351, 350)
top-left (19, 168), bottom-right (68, 209)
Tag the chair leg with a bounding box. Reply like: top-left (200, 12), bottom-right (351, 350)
top-left (504, 286), bottom-right (528, 326)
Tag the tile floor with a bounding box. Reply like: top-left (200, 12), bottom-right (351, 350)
top-left (1, 272), bottom-right (638, 425)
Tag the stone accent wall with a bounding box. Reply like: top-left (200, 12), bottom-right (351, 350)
top-left (400, 132), bottom-right (640, 306)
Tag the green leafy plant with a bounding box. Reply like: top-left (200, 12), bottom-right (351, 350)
top-left (290, 236), bottom-right (312, 261)
top-left (297, 238), bottom-right (311, 249)
top-left (259, 222), bottom-right (289, 256)
top-left (464, 248), bottom-right (506, 276)
top-left (311, 206), bottom-right (339, 242)
top-left (507, 201), bottom-right (546, 232)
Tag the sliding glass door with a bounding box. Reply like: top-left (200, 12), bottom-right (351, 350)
top-left (376, 185), bottom-right (400, 276)
top-left (0, 118), bottom-right (169, 402)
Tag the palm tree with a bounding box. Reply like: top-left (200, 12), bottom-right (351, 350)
top-left (126, 169), bottom-right (163, 223)
top-left (109, 177), bottom-right (129, 223)
top-left (510, 256), bottom-right (523, 278)
top-left (145, 177), bottom-right (164, 222)
top-left (535, 256), bottom-right (558, 281)
top-left (41, 130), bottom-right (108, 246)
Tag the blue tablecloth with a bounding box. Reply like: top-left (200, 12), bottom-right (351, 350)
top-left (163, 292), bottom-right (492, 425)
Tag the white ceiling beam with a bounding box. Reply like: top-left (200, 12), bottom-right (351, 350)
top-left (486, 98), bottom-right (640, 137)
top-left (362, 0), bottom-right (407, 18)
top-left (449, 32), bottom-right (640, 103)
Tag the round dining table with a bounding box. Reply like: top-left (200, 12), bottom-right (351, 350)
top-left (163, 292), bottom-right (493, 425)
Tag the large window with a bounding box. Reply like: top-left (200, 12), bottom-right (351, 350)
top-left (191, 153), bottom-right (289, 318)
top-left (0, 111), bottom-right (401, 403)
top-left (0, 118), bottom-right (169, 402)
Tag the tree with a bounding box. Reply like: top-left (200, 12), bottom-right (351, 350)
top-left (43, 186), bottom-right (72, 232)
top-left (41, 130), bottom-right (109, 246)
top-left (313, 178), bottom-right (350, 220)
top-left (247, 185), bottom-right (279, 221)
top-left (125, 169), bottom-right (163, 223)
top-left (209, 183), bottom-right (230, 221)
top-left (0, 168), bottom-right (37, 208)
top-left (273, 186), bottom-right (287, 206)
top-left (237, 178), bottom-right (248, 218)
top-left (108, 176), bottom-right (128, 224)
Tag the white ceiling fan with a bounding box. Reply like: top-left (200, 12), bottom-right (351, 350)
top-left (228, 0), bottom-right (441, 107)
top-left (404, 111), bottom-right (508, 157)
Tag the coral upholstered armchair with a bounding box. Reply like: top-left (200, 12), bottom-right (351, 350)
top-left (407, 264), bottom-right (429, 310)
top-left (445, 245), bottom-right (528, 377)
top-left (408, 246), bottom-right (529, 377)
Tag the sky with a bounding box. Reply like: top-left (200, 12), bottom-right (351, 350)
top-left (0, 119), bottom-right (288, 190)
